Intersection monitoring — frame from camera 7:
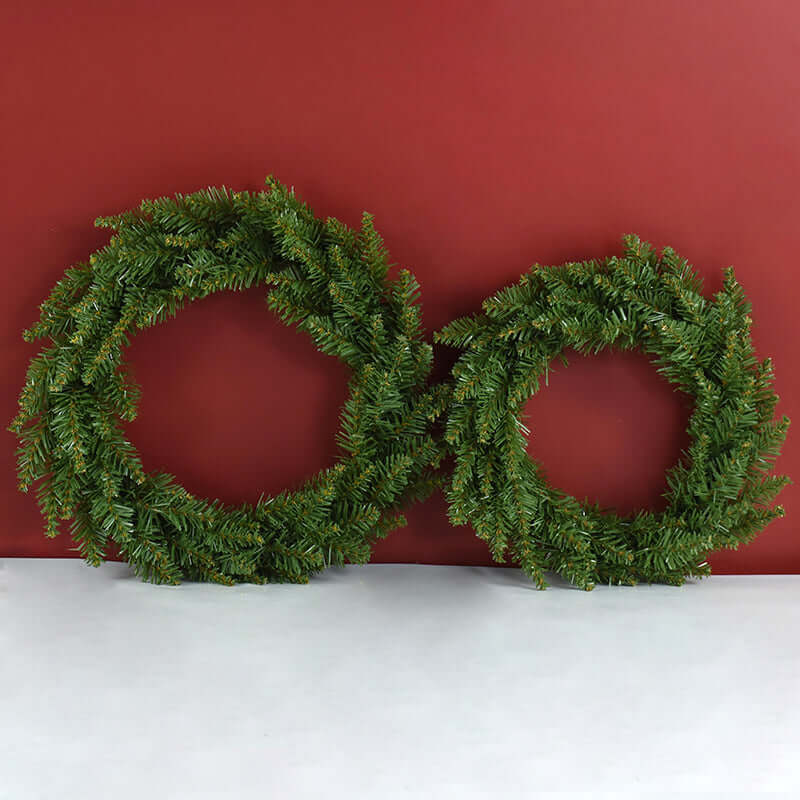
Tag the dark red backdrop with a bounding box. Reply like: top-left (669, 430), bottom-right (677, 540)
top-left (3, 0), bottom-right (798, 572)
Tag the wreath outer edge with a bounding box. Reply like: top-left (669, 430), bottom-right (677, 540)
top-left (10, 176), bottom-right (448, 585)
top-left (434, 235), bottom-right (791, 590)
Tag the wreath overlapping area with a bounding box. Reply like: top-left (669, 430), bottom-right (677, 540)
top-left (10, 177), bottom-right (790, 589)
top-left (10, 177), bottom-right (448, 585)
top-left (435, 235), bottom-right (790, 589)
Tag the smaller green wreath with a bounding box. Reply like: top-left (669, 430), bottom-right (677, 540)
top-left (435, 235), bottom-right (790, 590)
top-left (10, 177), bottom-right (448, 585)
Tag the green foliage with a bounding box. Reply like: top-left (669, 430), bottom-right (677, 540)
top-left (11, 177), bottom-right (445, 585)
top-left (435, 235), bottom-right (791, 590)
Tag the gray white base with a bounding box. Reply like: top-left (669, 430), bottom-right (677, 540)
top-left (2, 559), bottom-right (799, 797)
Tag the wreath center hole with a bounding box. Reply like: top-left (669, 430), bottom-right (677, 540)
top-left (122, 286), bottom-right (351, 505)
top-left (522, 348), bottom-right (693, 515)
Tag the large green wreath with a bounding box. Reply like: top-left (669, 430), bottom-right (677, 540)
top-left (435, 235), bottom-right (790, 590)
top-left (10, 177), bottom-right (447, 585)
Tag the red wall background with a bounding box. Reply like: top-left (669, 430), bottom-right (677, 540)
top-left (3, 0), bottom-right (798, 573)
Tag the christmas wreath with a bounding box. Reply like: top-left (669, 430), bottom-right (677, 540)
top-left (435, 235), bottom-right (790, 590)
top-left (10, 177), bottom-right (447, 585)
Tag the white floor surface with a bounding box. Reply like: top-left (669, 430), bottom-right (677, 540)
top-left (2, 559), bottom-right (799, 798)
